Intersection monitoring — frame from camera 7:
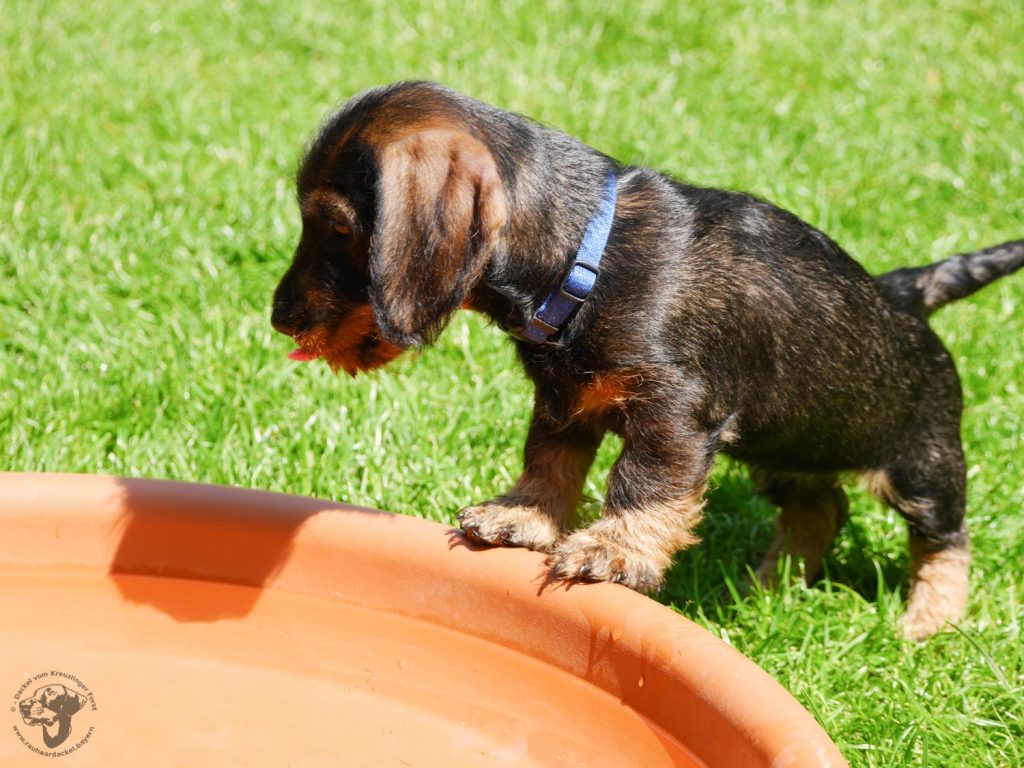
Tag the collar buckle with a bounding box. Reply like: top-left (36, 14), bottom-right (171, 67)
top-left (515, 172), bottom-right (618, 345)
top-left (559, 259), bottom-right (601, 303)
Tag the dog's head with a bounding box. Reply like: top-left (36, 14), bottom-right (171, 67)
top-left (19, 685), bottom-right (86, 727)
top-left (271, 82), bottom-right (509, 375)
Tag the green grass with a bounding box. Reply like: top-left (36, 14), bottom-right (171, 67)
top-left (2, 0), bottom-right (1022, 764)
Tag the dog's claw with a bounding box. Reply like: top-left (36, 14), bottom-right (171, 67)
top-left (457, 503), bottom-right (562, 552)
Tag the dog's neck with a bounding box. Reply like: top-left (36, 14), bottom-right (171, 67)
top-left (469, 147), bottom-right (620, 346)
top-left (512, 171), bottom-right (617, 344)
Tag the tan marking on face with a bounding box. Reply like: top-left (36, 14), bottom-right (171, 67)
top-left (294, 305), bottom-right (403, 376)
top-left (292, 322), bottom-right (329, 359)
top-left (900, 540), bottom-right (970, 641)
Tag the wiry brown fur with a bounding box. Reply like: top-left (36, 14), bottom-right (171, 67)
top-left (901, 540), bottom-right (970, 641)
top-left (550, 495), bottom-right (706, 591)
top-left (371, 128), bottom-right (507, 344)
top-left (458, 416), bottom-right (597, 552)
top-left (572, 371), bottom-right (642, 420)
top-left (272, 81), bottom-right (1023, 639)
top-left (753, 471), bottom-right (849, 586)
top-left (295, 304), bottom-right (404, 376)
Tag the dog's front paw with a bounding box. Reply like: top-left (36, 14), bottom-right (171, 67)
top-left (457, 502), bottom-right (561, 552)
top-left (547, 524), bottom-right (670, 592)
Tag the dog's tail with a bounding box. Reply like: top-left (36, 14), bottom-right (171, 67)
top-left (876, 239), bottom-right (1024, 317)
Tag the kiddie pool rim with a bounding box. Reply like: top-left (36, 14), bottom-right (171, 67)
top-left (0, 472), bottom-right (847, 768)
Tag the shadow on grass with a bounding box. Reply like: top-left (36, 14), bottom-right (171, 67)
top-left (656, 466), bottom-right (908, 621)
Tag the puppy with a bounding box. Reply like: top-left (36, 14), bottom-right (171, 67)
top-left (271, 81), bottom-right (1023, 640)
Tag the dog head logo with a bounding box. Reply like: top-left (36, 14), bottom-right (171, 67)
top-left (19, 684), bottom-right (88, 749)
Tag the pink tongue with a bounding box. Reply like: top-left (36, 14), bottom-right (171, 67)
top-left (287, 349), bottom-right (320, 362)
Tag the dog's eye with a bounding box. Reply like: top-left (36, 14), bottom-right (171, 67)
top-left (333, 223), bottom-right (352, 237)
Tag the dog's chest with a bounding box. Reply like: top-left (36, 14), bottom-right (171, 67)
top-left (528, 362), bottom-right (639, 431)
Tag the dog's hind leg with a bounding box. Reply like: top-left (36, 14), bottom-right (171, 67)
top-left (861, 352), bottom-right (972, 641)
top-left (752, 472), bottom-right (849, 586)
top-left (866, 443), bottom-right (970, 641)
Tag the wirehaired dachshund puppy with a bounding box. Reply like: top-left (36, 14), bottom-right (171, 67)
top-left (271, 81), bottom-right (1023, 640)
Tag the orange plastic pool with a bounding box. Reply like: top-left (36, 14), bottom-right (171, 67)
top-left (0, 473), bottom-right (846, 766)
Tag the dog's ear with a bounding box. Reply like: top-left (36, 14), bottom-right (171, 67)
top-left (61, 690), bottom-right (87, 716)
top-left (369, 128), bottom-right (507, 346)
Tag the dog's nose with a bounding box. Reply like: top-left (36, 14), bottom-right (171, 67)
top-left (271, 277), bottom-right (308, 336)
top-left (270, 302), bottom-right (296, 336)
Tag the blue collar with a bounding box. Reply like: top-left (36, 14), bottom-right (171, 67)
top-left (516, 171), bottom-right (618, 344)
